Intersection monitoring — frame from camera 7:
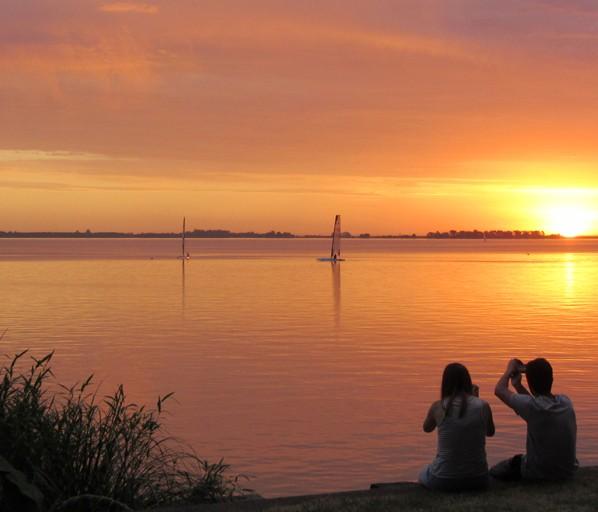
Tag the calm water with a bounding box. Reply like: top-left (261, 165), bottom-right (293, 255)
top-left (1, 238), bottom-right (597, 496)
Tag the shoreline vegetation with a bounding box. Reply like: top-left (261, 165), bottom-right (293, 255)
top-left (0, 348), bottom-right (247, 512)
top-left (0, 230), bottom-right (579, 239)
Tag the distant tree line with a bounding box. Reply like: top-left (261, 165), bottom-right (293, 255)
top-left (357, 233), bottom-right (417, 239)
top-left (426, 230), bottom-right (561, 239)
top-left (0, 229), bottom-right (566, 239)
top-left (190, 229), bottom-right (294, 238)
top-left (0, 229), bottom-right (295, 239)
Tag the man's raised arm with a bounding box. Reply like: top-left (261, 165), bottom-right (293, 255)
top-left (495, 359), bottom-right (521, 406)
top-left (511, 366), bottom-right (530, 396)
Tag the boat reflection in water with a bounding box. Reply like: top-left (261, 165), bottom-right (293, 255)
top-left (331, 261), bottom-right (341, 329)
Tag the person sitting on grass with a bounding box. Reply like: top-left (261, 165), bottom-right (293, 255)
top-left (419, 363), bottom-right (495, 491)
top-left (492, 358), bottom-right (578, 481)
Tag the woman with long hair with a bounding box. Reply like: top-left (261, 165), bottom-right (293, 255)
top-left (419, 363), bottom-right (495, 491)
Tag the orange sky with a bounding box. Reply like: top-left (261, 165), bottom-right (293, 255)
top-left (2, 0), bottom-right (598, 235)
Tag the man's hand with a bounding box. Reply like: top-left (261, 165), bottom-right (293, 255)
top-left (510, 359), bottom-right (530, 395)
top-left (511, 370), bottom-right (523, 388)
top-left (506, 358), bottom-right (521, 377)
top-left (495, 358), bottom-right (520, 406)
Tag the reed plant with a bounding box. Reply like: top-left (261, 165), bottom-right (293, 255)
top-left (0, 349), bottom-right (245, 510)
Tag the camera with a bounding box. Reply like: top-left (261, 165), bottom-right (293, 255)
top-left (512, 359), bottom-right (526, 375)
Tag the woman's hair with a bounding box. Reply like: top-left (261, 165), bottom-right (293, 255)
top-left (441, 363), bottom-right (473, 418)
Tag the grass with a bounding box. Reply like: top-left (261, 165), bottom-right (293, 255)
top-left (149, 468), bottom-right (598, 512)
top-left (0, 348), bottom-right (246, 511)
top-left (265, 468), bottom-right (598, 512)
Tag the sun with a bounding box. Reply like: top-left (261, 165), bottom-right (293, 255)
top-left (545, 205), bottom-right (595, 238)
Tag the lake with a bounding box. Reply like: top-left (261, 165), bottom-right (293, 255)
top-left (1, 238), bottom-right (597, 496)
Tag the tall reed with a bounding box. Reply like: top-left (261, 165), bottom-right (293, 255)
top-left (0, 350), bottom-right (245, 510)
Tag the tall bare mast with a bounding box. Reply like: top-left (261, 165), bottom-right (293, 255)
top-left (182, 217), bottom-right (186, 258)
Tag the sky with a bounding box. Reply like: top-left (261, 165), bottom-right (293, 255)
top-left (2, 0), bottom-right (598, 235)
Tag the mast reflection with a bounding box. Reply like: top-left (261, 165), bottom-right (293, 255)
top-left (332, 261), bottom-right (341, 328)
top-left (181, 259), bottom-right (186, 315)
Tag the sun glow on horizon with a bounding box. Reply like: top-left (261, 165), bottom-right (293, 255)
top-left (526, 186), bottom-right (598, 238)
top-left (544, 204), bottom-right (597, 238)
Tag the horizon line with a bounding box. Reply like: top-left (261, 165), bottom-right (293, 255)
top-left (1, 228), bottom-right (595, 239)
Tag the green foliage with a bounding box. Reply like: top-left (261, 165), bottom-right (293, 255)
top-left (0, 453), bottom-right (44, 512)
top-left (51, 494), bottom-right (132, 512)
top-left (0, 351), bottom-right (245, 510)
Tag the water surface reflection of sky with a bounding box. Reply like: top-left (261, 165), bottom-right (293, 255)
top-left (0, 238), bottom-right (597, 496)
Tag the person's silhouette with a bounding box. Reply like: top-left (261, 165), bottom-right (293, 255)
top-left (419, 363), bottom-right (495, 491)
top-left (492, 358), bottom-right (577, 481)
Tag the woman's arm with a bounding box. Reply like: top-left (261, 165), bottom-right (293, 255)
top-left (423, 401), bottom-right (443, 433)
top-left (483, 402), bottom-right (495, 437)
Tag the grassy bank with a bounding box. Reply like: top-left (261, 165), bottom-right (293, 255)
top-left (160, 466), bottom-right (598, 512)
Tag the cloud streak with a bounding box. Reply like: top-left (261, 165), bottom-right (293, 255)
top-left (99, 2), bottom-right (158, 14)
top-left (0, 150), bottom-right (120, 162)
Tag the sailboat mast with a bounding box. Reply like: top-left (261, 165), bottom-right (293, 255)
top-left (182, 217), bottom-right (186, 257)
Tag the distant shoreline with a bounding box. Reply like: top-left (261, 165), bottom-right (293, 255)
top-left (1, 230), bottom-right (595, 240)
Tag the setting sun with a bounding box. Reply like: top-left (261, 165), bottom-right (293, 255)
top-left (545, 205), bottom-right (596, 238)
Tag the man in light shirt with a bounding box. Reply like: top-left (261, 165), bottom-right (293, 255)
top-left (492, 358), bottom-right (577, 481)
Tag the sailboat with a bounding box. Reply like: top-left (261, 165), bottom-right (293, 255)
top-left (178, 217), bottom-right (190, 260)
top-left (318, 215), bottom-right (345, 262)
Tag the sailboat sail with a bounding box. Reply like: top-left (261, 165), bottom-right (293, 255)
top-left (330, 215), bottom-right (341, 259)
